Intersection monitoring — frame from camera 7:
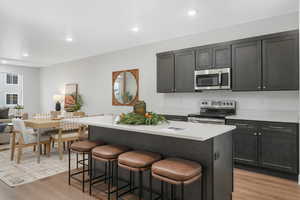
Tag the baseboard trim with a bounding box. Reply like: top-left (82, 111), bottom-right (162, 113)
top-left (235, 164), bottom-right (299, 181)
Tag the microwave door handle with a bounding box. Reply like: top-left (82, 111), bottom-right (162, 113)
top-left (218, 72), bottom-right (222, 86)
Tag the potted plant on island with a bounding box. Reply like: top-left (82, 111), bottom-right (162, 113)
top-left (117, 101), bottom-right (167, 125)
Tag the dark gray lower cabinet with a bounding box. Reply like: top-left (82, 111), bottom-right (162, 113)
top-left (227, 119), bottom-right (299, 174)
top-left (232, 123), bottom-right (258, 166)
top-left (174, 50), bottom-right (195, 92)
top-left (260, 125), bottom-right (298, 173)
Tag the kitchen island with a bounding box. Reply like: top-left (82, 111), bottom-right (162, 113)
top-left (73, 115), bottom-right (236, 200)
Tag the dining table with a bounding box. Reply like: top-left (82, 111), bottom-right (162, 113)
top-left (10, 119), bottom-right (62, 163)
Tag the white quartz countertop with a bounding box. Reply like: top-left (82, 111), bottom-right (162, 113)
top-left (70, 115), bottom-right (236, 141)
top-left (226, 111), bottom-right (299, 123)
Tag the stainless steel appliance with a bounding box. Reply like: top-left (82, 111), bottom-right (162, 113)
top-left (188, 100), bottom-right (236, 124)
top-left (194, 68), bottom-right (231, 90)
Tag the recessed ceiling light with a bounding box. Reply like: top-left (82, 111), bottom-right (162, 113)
top-left (187, 9), bottom-right (197, 17)
top-left (131, 27), bottom-right (140, 33)
top-left (65, 37), bottom-right (73, 42)
top-left (22, 53), bottom-right (29, 57)
top-left (1, 60), bottom-right (7, 64)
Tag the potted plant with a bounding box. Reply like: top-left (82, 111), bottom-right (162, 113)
top-left (65, 94), bottom-right (83, 112)
top-left (14, 105), bottom-right (24, 118)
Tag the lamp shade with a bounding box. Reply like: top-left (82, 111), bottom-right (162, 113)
top-left (53, 94), bottom-right (63, 102)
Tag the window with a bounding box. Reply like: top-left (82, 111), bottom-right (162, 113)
top-left (0, 72), bottom-right (23, 107)
top-left (6, 74), bottom-right (18, 85)
top-left (6, 94), bottom-right (18, 105)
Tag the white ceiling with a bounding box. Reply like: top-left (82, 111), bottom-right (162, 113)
top-left (0, 0), bottom-right (298, 67)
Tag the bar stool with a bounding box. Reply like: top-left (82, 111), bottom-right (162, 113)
top-left (90, 144), bottom-right (130, 199)
top-left (116, 150), bottom-right (162, 200)
top-left (151, 158), bottom-right (202, 200)
top-left (68, 140), bottom-right (105, 192)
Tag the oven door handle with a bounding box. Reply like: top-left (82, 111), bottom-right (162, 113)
top-left (218, 71), bottom-right (222, 86)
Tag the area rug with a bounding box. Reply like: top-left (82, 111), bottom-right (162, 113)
top-left (0, 148), bottom-right (82, 187)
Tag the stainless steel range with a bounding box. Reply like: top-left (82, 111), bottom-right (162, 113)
top-left (188, 100), bottom-right (236, 124)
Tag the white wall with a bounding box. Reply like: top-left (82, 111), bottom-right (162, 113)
top-left (40, 12), bottom-right (299, 116)
top-left (0, 64), bottom-right (40, 115)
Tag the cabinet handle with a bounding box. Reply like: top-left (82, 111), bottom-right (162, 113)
top-left (263, 86), bottom-right (266, 89)
top-left (258, 132), bottom-right (262, 136)
top-left (253, 133), bottom-right (257, 136)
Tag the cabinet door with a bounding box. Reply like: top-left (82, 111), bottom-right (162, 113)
top-left (260, 125), bottom-right (298, 174)
top-left (213, 45), bottom-right (232, 68)
top-left (232, 41), bottom-right (262, 91)
top-left (156, 53), bottom-right (175, 93)
top-left (174, 50), bottom-right (195, 92)
top-left (231, 123), bottom-right (259, 166)
top-left (196, 48), bottom-right (213, 70)
top-left (262, 34), bottom-right (299, 90)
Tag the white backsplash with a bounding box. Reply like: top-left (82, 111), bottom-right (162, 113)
top-left (151, 91), bottom-right (299, 116)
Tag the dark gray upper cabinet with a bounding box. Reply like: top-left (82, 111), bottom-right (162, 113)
top-left (156, 30), bottom-right (299, 93)
top-left (174, 50), bottom-right (195, 92)
top-left (232, 41), bottom-right (262, 91)
top-left (262, 34), bottom-right (299, 90)
top-left (156, 53), bottom-right (175, 93)
top-left (260, 125), bottom-right (298, 174)
top-left (196, 48), bottom-right (213, 70)
top-left (213, 45), bottom-right (231, 68)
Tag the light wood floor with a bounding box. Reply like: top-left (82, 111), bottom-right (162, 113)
top-left (0, 169), bottom-right (299, 200)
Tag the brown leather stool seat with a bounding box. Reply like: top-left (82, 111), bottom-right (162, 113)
top-left (92, 144), bottom-right (130, 161)
top-left (116, 151), bottom-right (161, 200)
top-left (70, 140), bottom-right (104, 152)
top-left (152, 158), bottom-right (202, 185)
top-left (118, 150), bottom-right (162, 171)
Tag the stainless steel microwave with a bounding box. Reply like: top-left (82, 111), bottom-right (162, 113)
top-left (194, 68), bottom-right (231, 90)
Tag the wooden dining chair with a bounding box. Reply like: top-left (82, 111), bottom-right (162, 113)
top-left (51, 116), bottom-right (85, 160)
top-left (12, 119), bottom-right (52, 164)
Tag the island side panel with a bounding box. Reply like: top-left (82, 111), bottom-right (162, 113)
top-left (213, 131), bottom-right (233, 200)
top-left (89, 125), bottom-right (216, 200)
